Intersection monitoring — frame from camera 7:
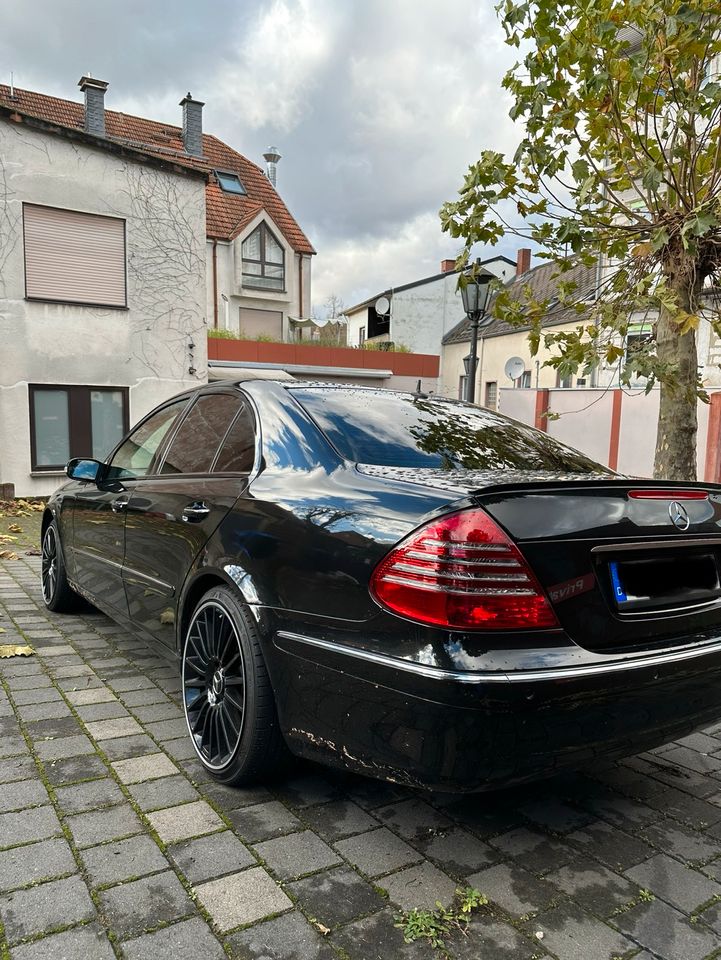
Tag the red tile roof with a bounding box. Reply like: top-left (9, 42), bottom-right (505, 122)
top-left (0, 84), bottom-right (315, 254)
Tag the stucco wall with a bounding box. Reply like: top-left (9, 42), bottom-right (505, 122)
top-left (0, 121), bottom-right (207, 497)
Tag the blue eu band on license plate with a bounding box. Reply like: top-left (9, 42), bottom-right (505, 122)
top-left (608, 561), bottom-right (628, 604)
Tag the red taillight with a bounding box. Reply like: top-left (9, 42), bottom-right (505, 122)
top-left (628, 490), bottom-right (708, 500)
top-left (370, 509), bottom-right (559, 631)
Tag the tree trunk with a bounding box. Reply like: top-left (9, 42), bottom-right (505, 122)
top-left (652, 280), bottom-right (699, 481)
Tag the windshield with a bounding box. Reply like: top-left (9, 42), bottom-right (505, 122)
top-left (291, 388), bottom-right (604, 473)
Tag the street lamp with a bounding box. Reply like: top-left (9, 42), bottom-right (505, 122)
top-left (460, 271), bottom-right (493, 403)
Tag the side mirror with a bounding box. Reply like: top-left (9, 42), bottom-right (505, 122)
top-left (66, 458), bottom-right (104, 482)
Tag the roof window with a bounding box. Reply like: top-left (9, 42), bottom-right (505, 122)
top-left (215, 171), bottom-right (246, 195)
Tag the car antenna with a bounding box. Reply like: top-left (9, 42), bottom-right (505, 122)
top-left (412, 379), bottom-right (428, 400)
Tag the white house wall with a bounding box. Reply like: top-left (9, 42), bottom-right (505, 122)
top-left (0, 121), bottom-right (207, 497)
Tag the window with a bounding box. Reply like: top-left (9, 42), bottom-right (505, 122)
top-left (160, 395), bottom-right (240, 475)
top-left (23, 204), bottom-right (126, 307)
top-left (241, 223), bottom-right (285, 291)
top-left (458, 376), bottom-right (468, 401)
top-left (556, 372), bottom-right (573, 388)
top-left (359, 326), bottom-right (366, 346)
top-left (214, 404), bottom-right (256, 473)
top-left (519, 370), bottom-right (532, 388)
top-left (214, 171), bottom-right (246, 195)
top-left (291, 388), bottom-right (603, 473)
top-left (106, 400), bottom-right (186, 480)
top-left (29, 385), bottom-right (128, 471)
top-left (484, 381), bottom-right (498, 408)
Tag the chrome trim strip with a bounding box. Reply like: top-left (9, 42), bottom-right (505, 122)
top-left (276, 630), bottom-right (721, 684)
top-left (591, 537), bottom-right (721, 553)
top-left (74, 548), bottom-right (174, 596)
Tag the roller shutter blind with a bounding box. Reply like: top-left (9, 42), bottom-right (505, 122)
top-left (23, 204), bottom-right (126, 307)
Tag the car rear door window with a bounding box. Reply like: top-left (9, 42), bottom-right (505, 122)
top-left (291, 387), bottom-right (603, 472)
top-left (106, 399), bottom-right (187, 480)
top-left (160, 394), bottom-right (241, 475)
top-left (213, 403), bottom-right (256, 473)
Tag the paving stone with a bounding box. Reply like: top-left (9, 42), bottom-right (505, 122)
top-left (5, 674), bottom-right (52, 691)
top-left (98, 869), bottom-right (195, 939)
top-left (644, 785), bottom-right (721, 829)
top-left (288, 866), bottom-right (386, 928)
top-left (468, 861), bottom-right (558, 917)
top-left (119, 687), bottom-right (169, 707)
top-left (55, 777), bottom-right (125, 814)
top-left (201, 781), bottom-right (273, 811)
top-left (85, 716), bottom-right (144, 740)
top-left (626, 852), bottom-right (721, 914)
top-left (662, 744), bottom-right (721, 776)
top-left (532, 900), bottom-right (636, 960)
top-left (112, 752), bottom-right (178, 784)
top-left (194, 867), bottom-right (292, 933)
top-left (423, 827), bottom-right (498, 877)
top-left (0, 806), bottom-right (62, 848)
top-left (300, 799), bottom-right (377, 841)
top-left (121, 916), bottom-right (227, 960)
top-left (642, 820), bottom-right (721, 864)
top-left (67, 804), bottom-right (143, 848)
top-left (383, 861), bottom-right (457, 911)
top-left (566, 821), bottom-right (655, 871)
top-left (11, 687), bottom-right (63, 705)
top-left (335, 827), bottom-right (422, 878)
top-left (228, 800), bottom-right (303, 842)
top-left (275, 774), bottom-right (341, 809)
top-left (15, 700), bottom-right (72, 722)
top-left (65, 687), bottom-right (117, 706)
top-left (0, 755), bottom-right (37, 783)
top-left (447, 917), bottom-right (539, 960)
top-left (169, 830), bottom-right (255, 884)
top-left (614, 898), bottom-right (719, 960)
top-left (128, 775), bottom-right (200, 812)
top-left (42, 752), bottom-right (108, 786)
top-left (488, 826), bottom-right (575, 874)
top-left (9, 922), bottom-right (116, 960)
top-left (75, 700), bottom-right (130, 722)
top-left (255, 829), bottom-right (341, 881)
top-left (0, 736), bottom-right (30, 759)
top-left (81, 834), bottom-right (170, 887)
top-left (545, 858), bottom-right (638, 917)
top-left (143, 717), bottom-right (189, 741)
top-left (0, 837), bottom-right (76, 893)
top-left (0, 874), bottom-right (95, 943)
top-left (100, 733), bottom-right (158, 760)
top-left (0, 777), bottom-right (48, 813)
top-left (147, 800), bottom-right (224, 844)
top-left (35, 734), bottom-right (94, 761)
top-left (159, 736), bottom-right (197, 762)
top-left (26, 716), bottom-right (83, 741)
top-left (131, 702), bottom-right (184, 723)
top-left (226, 910), bottom-right (337, 959)
top-left (374, 798), bottom-right (452, 844)
top-left (332, 907), bottom-right (437, 959)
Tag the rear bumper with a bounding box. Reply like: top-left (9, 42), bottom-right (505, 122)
top-left (274, 631), bottom-right (721, 791)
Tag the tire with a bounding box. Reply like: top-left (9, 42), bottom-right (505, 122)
top-left (41, 520), bottom-right (80, 613)
top-left (181, 585), bottom-right (292, 785)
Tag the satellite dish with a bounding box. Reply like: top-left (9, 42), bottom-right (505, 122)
top-left (374, 296), bottom-right (391, 316)
top-left (504, 356), bottom-right (526, 381)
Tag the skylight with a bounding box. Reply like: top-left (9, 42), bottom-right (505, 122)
top-left (215, 171), bottom-right (246, 195)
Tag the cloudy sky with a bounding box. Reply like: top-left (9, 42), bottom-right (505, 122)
top-left (1, 0), bottom-right (523, 311)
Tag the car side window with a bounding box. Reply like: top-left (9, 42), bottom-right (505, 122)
top-left (106, 400), bottom-right (187, 480)
top-left (160, 395), bottom-right (241, 475)
top-left (213, 403), bottom-right (256, 474)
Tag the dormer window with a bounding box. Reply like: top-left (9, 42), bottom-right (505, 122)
top-left (215, 171), bottom-right (246, 195)
top-left (241, 223), bottom-right (284, 291)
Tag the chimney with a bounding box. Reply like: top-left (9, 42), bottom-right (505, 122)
top-left (263, 146), bottom-right (281, 188)
top-left (440, 259), bottom-right (456, 273)
top-left (180, 93), bottom-right (204, 157)
top-left (78, 75), bottom-right (108, 137)
top-left (516, 248), bottom-right (531, 277)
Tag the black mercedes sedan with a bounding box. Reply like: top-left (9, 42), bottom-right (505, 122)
top-left (41, 380), bottom-right (721, 792)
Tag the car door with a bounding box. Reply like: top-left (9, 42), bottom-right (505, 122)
top-left (122, 391), bottom-right (253, 645)
top-left (71, 398), bottom-right (189, 616)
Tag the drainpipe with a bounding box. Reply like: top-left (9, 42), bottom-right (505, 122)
top-left (298, 254), bottom-right (304, 320)
top-left (212, 240), bottom-right (218, 330)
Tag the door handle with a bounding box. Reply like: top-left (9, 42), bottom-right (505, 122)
top-left (111, 496), bottom-right (129, 513)
top-left (182, 501), bottom-right (210, 523)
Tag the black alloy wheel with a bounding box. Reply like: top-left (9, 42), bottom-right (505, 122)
top-left (181, 585), bottom-right (291, 784)
top-left (41, 520), bottom-right (79, 612)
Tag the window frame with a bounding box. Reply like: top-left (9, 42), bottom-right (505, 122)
top-left (214, 170), bottom-right (247, 195)
top-left (22, 203), bottom-right (128, 310)
top-left (484, 381), bottom-right (498, 408)
top-left (241, 222), bottom-right (285, 292)
top-left (103, 396), bottom-right (191, 482)
top-left (29, 384), bottom-right (129, 472)
top-left (155, 393), bottom-right (245, 477)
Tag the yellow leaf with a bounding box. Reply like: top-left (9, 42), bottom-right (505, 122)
top-left (0, 644), bottom-right (35, 658)
top-left (632, 242), bottom-right (652, 258)
top-left (0, 551), bottom-right (19, 560)
top-left (8, 524), bottom-right (22, 533)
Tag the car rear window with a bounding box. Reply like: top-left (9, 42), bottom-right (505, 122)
top-left (291, 388), bottom-right (603, 473)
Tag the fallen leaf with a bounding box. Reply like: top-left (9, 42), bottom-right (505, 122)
top-left (8, 523), bottom-right (22, 533)
top-left (0, 644), bottom-right (35, 658)
top-left (25, 548), bottom-right (41, 556)
top-left (0, 551), bottom-right (19, 560)
top-left (313, 922), bottom-right (331, 936)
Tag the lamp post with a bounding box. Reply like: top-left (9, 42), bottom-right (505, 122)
top-left (460, 271), bottom-right (493, 403)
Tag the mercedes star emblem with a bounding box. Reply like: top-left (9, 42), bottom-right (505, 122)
top-left (668, 501), bottom-right (690, 531)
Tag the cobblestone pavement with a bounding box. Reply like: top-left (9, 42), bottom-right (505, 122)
top-left (3, 556), bottom-right (721, 959)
